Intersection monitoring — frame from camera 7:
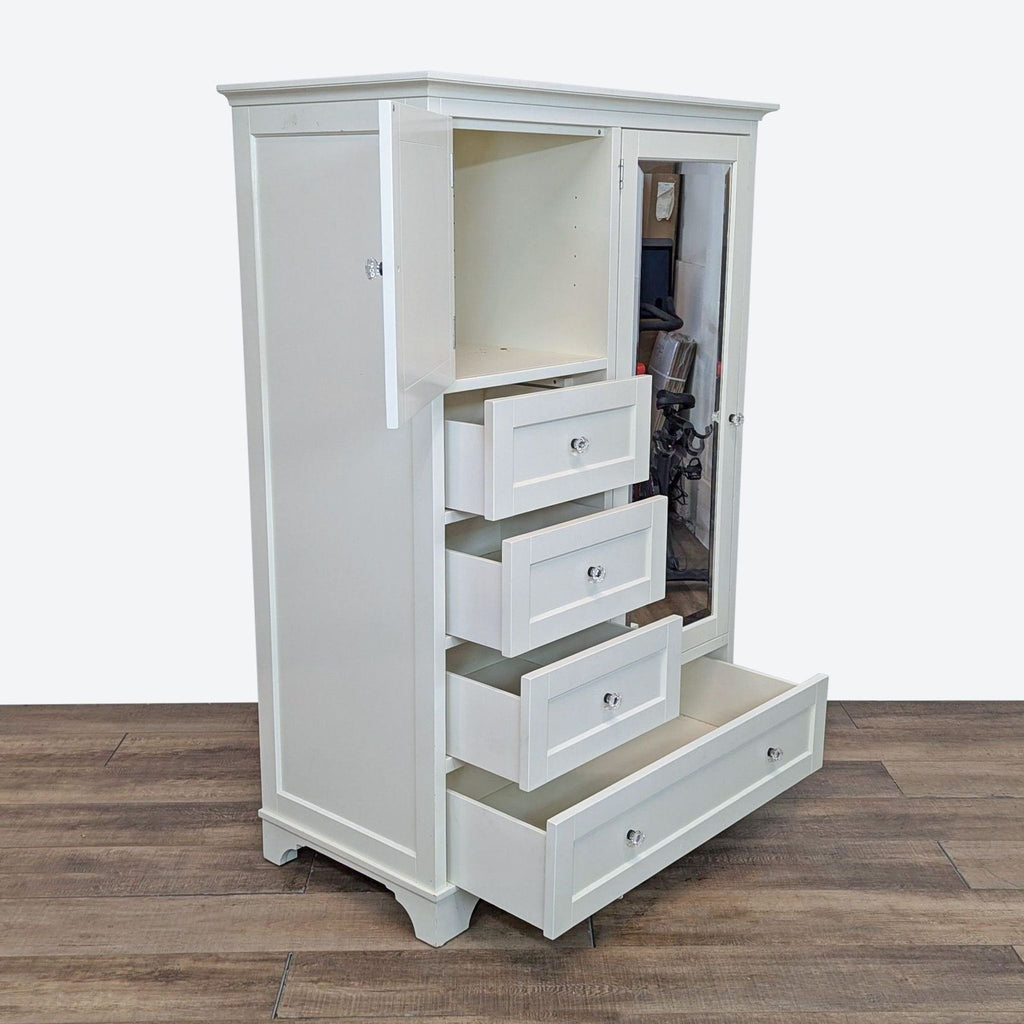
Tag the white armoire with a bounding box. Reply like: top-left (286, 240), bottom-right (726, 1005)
top-left (218, 72), bottom-right (827, 945)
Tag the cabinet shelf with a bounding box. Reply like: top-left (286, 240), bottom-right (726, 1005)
top-left (449, 345), bottom-right (608, 393)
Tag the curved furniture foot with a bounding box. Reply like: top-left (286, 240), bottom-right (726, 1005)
top-left (262, 819), bottom-right (302, 865)
top-left (387, 882), bottom-right (479, 947)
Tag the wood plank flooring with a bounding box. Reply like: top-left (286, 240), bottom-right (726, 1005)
top-left (0, 701), bottom-right (1022, 1021)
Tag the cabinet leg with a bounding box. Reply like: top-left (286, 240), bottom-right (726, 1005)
top-left (387, 882), bottom-right (479, 947)
top-left (262, 820), bottom-right (302, 865)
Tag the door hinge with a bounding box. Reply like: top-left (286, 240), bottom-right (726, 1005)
top-left (450, 153), bottom-right (454, 190)
top-left (618, 159), bottom-right (624, 191)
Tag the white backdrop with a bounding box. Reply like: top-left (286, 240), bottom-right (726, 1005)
top-left (1, 1), bottom-right (1020, 703)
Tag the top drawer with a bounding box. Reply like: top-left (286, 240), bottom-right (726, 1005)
top-left (444, 377), bottom-right (652, 521)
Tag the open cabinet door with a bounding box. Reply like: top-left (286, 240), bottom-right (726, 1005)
top-left (379, 101), bottom-right (455, 429)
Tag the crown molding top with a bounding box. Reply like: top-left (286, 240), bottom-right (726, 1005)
top-left (216, 70), bottom-right (778, 121)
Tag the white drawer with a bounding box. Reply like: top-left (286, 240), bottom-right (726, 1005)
top-left (447, 616), bottom-right (683, 791)
top-left (445, 496), bottom-right (667, 657)
top-left (444, 377), bottom-right (652, 521)
top-left (448, 657), bottom-right (828, 938)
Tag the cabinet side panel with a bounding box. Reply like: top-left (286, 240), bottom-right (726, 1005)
top-left (229, 108), bottom-right (279, 820)
top-left (248, 130), bottom-right (424, 873)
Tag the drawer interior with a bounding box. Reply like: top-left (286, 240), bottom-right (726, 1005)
top-left (445, 497), bottom-right (604, 560)
top-left (448, 657), bottom-right (798, 829)
top-left (444, 385), bottom-right (538, 425)
top-left (446, 621), bottom-right (633, 694)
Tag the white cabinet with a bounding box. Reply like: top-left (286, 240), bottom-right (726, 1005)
top-left (219, 71), bottom-right (827, 946)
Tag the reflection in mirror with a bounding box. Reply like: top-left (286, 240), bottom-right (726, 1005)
top-left (631, 160), bottom-right (731, 629)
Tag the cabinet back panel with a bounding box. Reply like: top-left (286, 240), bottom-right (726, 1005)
top-left (453, 130), bottom-right (612, 358)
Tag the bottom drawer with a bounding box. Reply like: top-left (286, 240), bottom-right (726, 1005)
top-left (447, 656), bottom-right (828, 938)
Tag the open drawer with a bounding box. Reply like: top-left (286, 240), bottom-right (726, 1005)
top-left (448, 656), bottom-right (828, 938)
top-left (448, 616), bottom-right (683, 791)
top-left (446, 496), bottom-right (667, 657)
top-left (444, 377), bottom-right (652, 521)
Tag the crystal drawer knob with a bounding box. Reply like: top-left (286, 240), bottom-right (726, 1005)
top-left (603, 692), bottom-right (622, 709)
top-left (587, 565), bottom-right (606, 582)
top-left (626, 828), bottom-right (646, 847)
top-left (365, 257), bottom-right (382, 279)
top-left (767, 746), bottom-right (784, 762)
top-left (570, 436), bottom-right (590, 454)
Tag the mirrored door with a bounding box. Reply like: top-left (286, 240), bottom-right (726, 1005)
top-left (615, 130), bottom-right (756, 656)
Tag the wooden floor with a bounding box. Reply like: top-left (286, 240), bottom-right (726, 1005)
top-left (1, 702), bottom-right (1023, 1021)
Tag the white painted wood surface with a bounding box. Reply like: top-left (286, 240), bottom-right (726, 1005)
top-left (445, 497), bottom-right (667, 657)
top-left (503, 496), bottom-right (667, 655)
top-left (228, 98), bottom-right (447, 905)
top-left (448, 659), bottom-right (828, 937)
top-left (444, 377), bottom-right (652, 520)
top-left (218, 70), bottom-right (779, 123)
top-left (220, 72), bottom-right (824, 948)
top-left (448, 347), bottom-right (608, 392)
top-left (379, 101), bottom-right (455, 428)
top-left (447, 616), bottom-right (682, 789)
top-left (452, 129), bottom-right (614, 361)
top-left (519, 615), bottom-right (682, 789)
top-left (245, 126), bottom-right (420, 866)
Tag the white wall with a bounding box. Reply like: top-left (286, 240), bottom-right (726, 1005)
top-left (1, 1), bottom-right (1019, 702)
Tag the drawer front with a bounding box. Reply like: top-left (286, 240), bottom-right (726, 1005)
top-left (544, 670), bottom-right (827, 936)
top-left (502, 496), bottom-right (667, 656)
top-left (487, 376), bottom-right (651, 520)
top-left (521, 616), bottom-right (682, 790)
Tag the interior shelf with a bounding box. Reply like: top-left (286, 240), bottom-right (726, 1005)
top-left (449, 345), bottom-right (608, 393)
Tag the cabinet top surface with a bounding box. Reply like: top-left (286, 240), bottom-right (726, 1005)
top-left (216, 70), bottom-right (778, 119)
